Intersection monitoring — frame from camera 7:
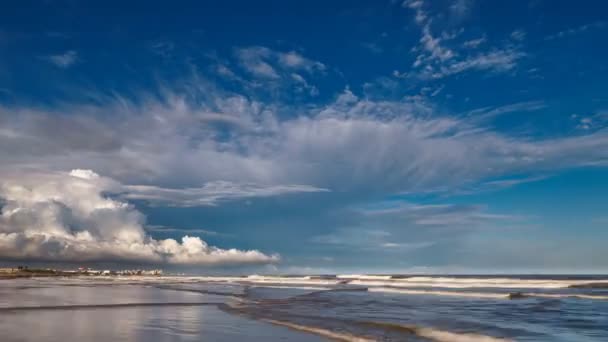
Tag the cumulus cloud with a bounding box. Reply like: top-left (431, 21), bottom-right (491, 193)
top-left (0, 169), bottom-right (279, 265)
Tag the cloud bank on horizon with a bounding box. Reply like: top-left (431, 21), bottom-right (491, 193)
top-left (0, 169), bottom-right (279, 265)
top-left (0, 0), bottom-right (607, 272)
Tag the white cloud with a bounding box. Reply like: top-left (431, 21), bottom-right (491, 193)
top-left (45, 50), bottom-right (78, 68)
top-left (449, 0), bottom-right (472, 19)
top-left (403, 1), bottom-right (525, 79)
top-left (545, 21), bottom-right (606, 41)
top-left (0, 169), bottom-right (279, 265)
top-left (572, 111), bottom-right (608, 131)
top-left (362, 202), bottom-right (520, 227)
top-left (235, 46), bottom-right (325, 80)
top-left (429, 47), bottom-right (524, 79)
top-left (1, 87), bottom-right (608, 202)
top-left (462, 36), bottom-right (486, 49)
top-left (235, 46), bottom-right (280, 79)
top-left (122, 181), bottom-right (329, 207)
top-left (510, 29), bottom-right (526, 41)
top-left (466, 100), bottom-right (546, 121)
top-left (277, 51), bottom-right (326, 72)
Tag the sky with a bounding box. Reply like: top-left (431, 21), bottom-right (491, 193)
top-left (0, 0), bottom-right (607, 274)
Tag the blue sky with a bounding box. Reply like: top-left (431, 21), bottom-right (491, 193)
top-left (0, 0), bottom-right (607, 274)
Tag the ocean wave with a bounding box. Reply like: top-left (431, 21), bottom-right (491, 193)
top-left (416, 327), bottom-right (514, 342)
top-left (368, 287), bottom-right (508, 299)
top-left (359, 321), bottom-right (514, 342)
top-left (250, 285), bottom-right (332, 291)
top-left (262, 319), bottom-right (375, 342)
top-left (263, 318), bottom-right (513, 342)
top-left (368, 287), bottom-right (608, 301)
top-left (525, 293), bottom-right (608, 300)
top-left (350, 278), bottom-right (608, 289)
top-left (337, 274), bottom-right (393, 280)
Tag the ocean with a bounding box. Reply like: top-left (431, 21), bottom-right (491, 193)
top-left (1, 274), bottom-right (607, 341)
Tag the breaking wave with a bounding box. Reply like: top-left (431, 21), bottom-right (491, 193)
top-left (336, 274), bottom-right (393, 280)
top-left (368, 287), bottom-right (608, 301)
top-left (262, 319), bottom-right (375, 342)
top-left (350, 277), bottom-right (608, 289)
top-left (368, 287), bottom-right (508, 299)
top-left (183, 275), bottom-right (608, 290)
top-left (262, 319), bottom-right (513, 342)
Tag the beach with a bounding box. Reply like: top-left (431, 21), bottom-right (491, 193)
top-left (1, 274), bottom-right (608, 341)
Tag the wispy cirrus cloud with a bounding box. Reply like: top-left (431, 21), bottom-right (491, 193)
top-left (545, 21), bottom-right (606, 41)
top-left (122, 182), bottom-right (329, 207)
top-left (235, 46), bottom-right (325, 78)
top-left (466, 100), bottom-right (547, 121)
top-left (45, 50), bottom-right (78, 68)
top-left (462, 35), bottom-right (486, 49)
top-left (230, 46), bottom-right (325, 95)
top-left (1, 86), bottom-right (608, 196)
top-left (402, 0), bottom-right (525, 80)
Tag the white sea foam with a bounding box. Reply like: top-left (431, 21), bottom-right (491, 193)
top-left (241, 275), bottom-right (341, 286)
top-left (264, 318), bottom-right (512, 342)
top-left (368, 287), bottom-right (608, 301)
top-left (262, 319), bottom-right (375, 342)
top-left (251, 285), bottom-right (332, 291)
top-left (368, 287), bottom-right (508, 299)
top-left (337, 274), bottom-right (393, 280)
top-left (526, 293), bottom-right (608, 300)
top-left (350, 277), bottom-right (608, 289)
top-left (415, 327), bottom-right (514, 342)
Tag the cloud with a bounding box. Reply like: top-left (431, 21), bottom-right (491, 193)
top-left (234, 46), bottom-right (280, 79)
top-left (449, 0), bottom-right (472, 20)
top-left (1, 86), bottom-right (608, 204)
top-left (362, 202), bottom-right (520, 228)
top-left (510, 29), bottom-right (526, 41)
top-left (466, 100), bottom-right (547, 121)
top-left (235, 46), bottom-right (325, 80)
top-left (277, 51), bottom-right (326, 72)
top-left (0, 169), bottom-right (279, 265)
top-left (310, 200), bottom-right (520, 255)
top-left (572, 111), bottom-right (608, 131)
top-left (312, 227), bottom-right (434, 252)
top-left (145, 225), bottom-right (224, 236)
top-left (462, 36), bottom-right (486, 49)
top-left (403, 1), bottom-right (525, 79)
top-left (545, 21), bottom-right (606, 41)
top-left (45, 50), bottom-right (78, 68)
top-left (121, 182), bottom-right (329, 207)
top-left (430, 47), bottom-right (524, 79)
